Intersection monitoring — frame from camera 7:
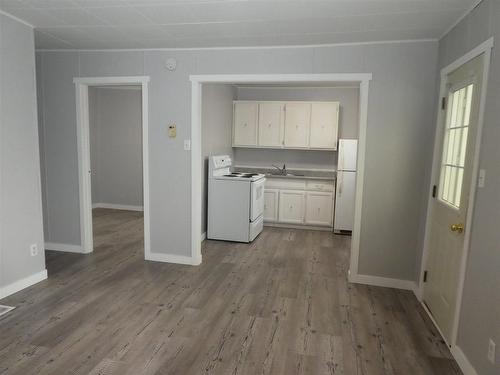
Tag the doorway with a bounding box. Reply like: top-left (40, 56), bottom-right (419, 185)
top-left (88, 85), bottom-right (144, 253)
top-left (420, 37), bottom-right (493, 347)
top-left (190, 74), bottom-right (371, 273)
top-left (73, 76), bottom-right (150, 258)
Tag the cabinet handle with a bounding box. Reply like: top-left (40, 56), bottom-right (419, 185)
top-left (268, 123), bottom-right (271, 127)
top-left (244, 123), bottom-right (247, 127)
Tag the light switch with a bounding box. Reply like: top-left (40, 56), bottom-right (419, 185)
top-left (478, 169), bottom-right (486, 188)
top-left (184, 139), bottom-right (191, 151)
top-left (168, 124), bottom-right (177, 138)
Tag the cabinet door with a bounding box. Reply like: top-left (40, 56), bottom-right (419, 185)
top-left (263, 189), bottom-right (279, 222)
top-left (233, 102), bottom-right (258, 146)
top-left (258, 102), bottom-right (283, 147)
top-left (284, 103), bottom-right (311, 148)
top-left (310, 102), bottom-right (339, 149)
top-left (305, 191), bottom-right (334, 226)
top-left (279, 190), bottom-right (305, 224)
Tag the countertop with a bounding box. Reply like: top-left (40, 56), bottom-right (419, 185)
top-left (234, 166), bottom-right (336, 181)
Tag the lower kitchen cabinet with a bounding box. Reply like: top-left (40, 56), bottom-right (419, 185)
top-left (264, 177), bottom-right (335, 229)
top-left (278, 190), bottom-right (305, 224)
top-left (263, 189), bottom-right (279, 222)
top-left (305, 191), bottom-right (334, 226)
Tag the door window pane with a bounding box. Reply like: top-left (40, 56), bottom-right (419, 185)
top-left (439, 84), bottom-right (474, 208)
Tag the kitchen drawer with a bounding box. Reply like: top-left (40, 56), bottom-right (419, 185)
top-left (265, 178), bottom-right (306, 190)
top-left (306, 180), bottom-right (335, 192)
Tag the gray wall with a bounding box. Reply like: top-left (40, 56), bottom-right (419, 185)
top-left (233, 86), bottom-right (359, 170)
top-left (89, 87), bottom-right (143, 208)
top-left (438, 1), bottom-right (500, 374)
top-left (201, 84), bottom-right (235, 233)
top-left (0, 14), bottom-right (45, 289)
top-left (37, 41), bottom-right (438, 279)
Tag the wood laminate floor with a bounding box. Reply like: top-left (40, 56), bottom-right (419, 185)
top-left (0, 208), bottom-right (461, 375)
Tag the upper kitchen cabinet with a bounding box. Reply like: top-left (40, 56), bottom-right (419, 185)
top-left (258, 102), bottom-right (284, 147)
top-left (284, 102), bottom-right (311, 148)
top-left (233, 101), bottom-right (258, 147)
top-left (310, 102), bottom-right (339, 150)
top-left (232, 100), bottom-right (338, 150)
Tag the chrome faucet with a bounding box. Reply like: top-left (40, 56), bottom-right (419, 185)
top-left (272, 164), bottom-right (287, 175)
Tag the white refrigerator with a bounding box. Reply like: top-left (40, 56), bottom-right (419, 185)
top-left (334, 139), bottom-right (357, 232)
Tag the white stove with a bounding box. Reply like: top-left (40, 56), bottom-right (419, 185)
top-left (207, 155), bottom-right (265, 243)
top-left (215, 172), bottom-right (266, 182)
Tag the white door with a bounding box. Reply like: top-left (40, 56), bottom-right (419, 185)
top-left (305, 192), bottom-right (334, 226)
top-left (334, 171), bottom-right (356, 231)
top-left (258, 102), bottom-right (283, 147)
top-left (233, 102), bottom-right (258, 146)
top-left (284, 103), bottom-right (311, 148)
top-left (310, 102), bottom-right (339, 149)
top-left (278, 190), bottom-right (305, 224)
top-left (424, 54), bottom-right (484, 342)
top-left (263, 189), bottom-right (279, 222)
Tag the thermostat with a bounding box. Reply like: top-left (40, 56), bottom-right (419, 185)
top-left (168, 124), bottom-right (177, 138)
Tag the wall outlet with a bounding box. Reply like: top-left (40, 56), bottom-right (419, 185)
top-left (30, 244), bottom-right (38, 257)
top-left (183, 139), bottom-right (191, 151)
top-left (488, 338), bottom-right (496, 364)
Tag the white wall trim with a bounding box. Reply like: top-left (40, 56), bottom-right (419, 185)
top-left (146, 252), bottom-right (201, 266)
top-left (73, 76), bottom-right (151, 259)
top-left (417, 37), bottom-right (494, 346)
top-left (190, 73), bottom-right (371, 269)
top-left (36, 38), bottom-right (437, 53)
top-left (0, 9), bottom-right (34, 28)
top-left (0, 270), bottom-right (47, 300)
top-left (349, 79), bottom-right (369, 278)
top-left (450, 345), bottom-right (479, 375)
top-left (45, 242), bottom-right (83, 253)
top-left (201, 232), bottom-right (207, 241)
top-left (349, 272), bottom-right (417, 291)
top-left (92, 203), bottom-right (144, 211)
top-left (440, 37), bottom-right (494, 78)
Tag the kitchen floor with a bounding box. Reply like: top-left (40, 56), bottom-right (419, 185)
top-left (0, 210), bottom-right (461, 374)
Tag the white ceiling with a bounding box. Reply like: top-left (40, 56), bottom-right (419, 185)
top-left (0, 0), bottom-right (479, 50)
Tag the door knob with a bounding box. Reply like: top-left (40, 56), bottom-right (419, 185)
top-left (450, 223), bottom-right (464, 233)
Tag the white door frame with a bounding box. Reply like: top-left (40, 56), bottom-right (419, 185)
top-left (189, 73), bottom-right (372, 269)
top-left (417, 37), bottom-right (494, 349)
top-left (73, 76), bottom-right (151, 258)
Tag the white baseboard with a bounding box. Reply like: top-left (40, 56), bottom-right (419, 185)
top-left (145, 252), bottom-right (201, 265)
top-left (348, 272), bottom-right (417, 291)
top-left (0, 270), bottom-right (48, 300)
top-left (45, 242), bottom-right (83, 253)
top-left (201, 232), bottom-right (206, 241)
top-left (92, 203), bottom-right (144, 211)
top-left (450, 345), bottom-right (478, 375)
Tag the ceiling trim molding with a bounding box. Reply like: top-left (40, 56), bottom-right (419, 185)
top-left (35, 37), bottom-right (437, 52)
top-left (0, 9), bottom-right (34, 28)
top-left (439, 0), bottom-right (485, 40)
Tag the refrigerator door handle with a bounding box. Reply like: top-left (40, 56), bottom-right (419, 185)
top-left (338, 173), bottom-right (342, 195)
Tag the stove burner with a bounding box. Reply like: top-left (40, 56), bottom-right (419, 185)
top-left (223, 174), bottom-right (239, 177)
